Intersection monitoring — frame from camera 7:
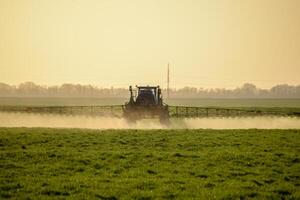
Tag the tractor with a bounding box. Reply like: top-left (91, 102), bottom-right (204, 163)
top-left (123, 85), bottom-right (169, 123)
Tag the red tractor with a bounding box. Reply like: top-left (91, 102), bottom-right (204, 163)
top-left (123, 85), bottom-right (169, 123)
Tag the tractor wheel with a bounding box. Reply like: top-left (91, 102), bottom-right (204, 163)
top-left (125, 115), bottom-right (137, 124)
top-left (123, 111), bottom-right (138, 124)
top-left (159, 110), bottom-right (170, 125)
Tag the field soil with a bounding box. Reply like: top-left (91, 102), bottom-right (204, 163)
top-left (1, 128), bottom-right (299, 199)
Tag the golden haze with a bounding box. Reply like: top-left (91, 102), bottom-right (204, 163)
top-left (0, 0), bottom-right (299, 88)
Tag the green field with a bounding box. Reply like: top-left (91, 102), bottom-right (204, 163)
top-left (0, 97), bottom-right (300, 107)
top-left (0, 97), bottom-right (126, 106)
top-left (1, 128), bottom-right (299, 199)
top-left (1, 97), bottom-right (300, 117)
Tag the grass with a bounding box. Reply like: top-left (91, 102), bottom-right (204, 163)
top-left (0, 128), bottom-right (300, 199)
top-left (0, 97), bottom-right (300, 107)
top-left (1, 98), bottom-right (300, 118)
top-left (165, 98), bottom-right (300, 108)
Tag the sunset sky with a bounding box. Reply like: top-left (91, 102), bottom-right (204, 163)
top-left (0, 0), bottom-right (299, 89)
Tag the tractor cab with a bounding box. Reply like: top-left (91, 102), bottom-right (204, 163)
top-left (124, 85), bottom-right (169, 123)
top-left (128, 86), bottom-right (163, 106)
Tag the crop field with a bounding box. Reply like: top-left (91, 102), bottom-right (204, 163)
top-left (1, 128), bottom-right (300, 199)
top-left (0, 97), bottom-right (300, 107)
top-left (1, 98), bottom-right (300, 119)
top-left (0, 97), bottom-right (126, 106)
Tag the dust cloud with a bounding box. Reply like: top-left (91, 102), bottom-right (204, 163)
top-left (181, 117), bottom-right (300, 129)
top-left (0, 112), bottom-right (300, 129)
top-left (0, 112), bottom-right (165, 129)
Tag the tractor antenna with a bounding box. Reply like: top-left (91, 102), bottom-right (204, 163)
top-left (167, 63), bottom-right (170, 99)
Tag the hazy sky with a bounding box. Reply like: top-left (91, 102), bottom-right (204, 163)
top-left (0, 0), bottom-right (299, 88)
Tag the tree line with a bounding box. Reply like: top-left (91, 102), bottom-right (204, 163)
top-left (0, 82), bottom-right (299, 98)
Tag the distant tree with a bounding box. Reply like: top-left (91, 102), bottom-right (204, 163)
top-left (239, 83), bottom-right (258, 97)
top-left (18, 82), bottom-right (46, 96)
top-left (0, 82), bottom-right (299, 98)
top-left (296, 85), bottom-right (300, 97)
top-left (270, 84), bottom-right (296, 98)
top-left (0, 82), bottom-right (14, 96)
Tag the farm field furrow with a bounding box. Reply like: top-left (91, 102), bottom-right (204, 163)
top-left (0, 128), bottom-right (299, 199)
